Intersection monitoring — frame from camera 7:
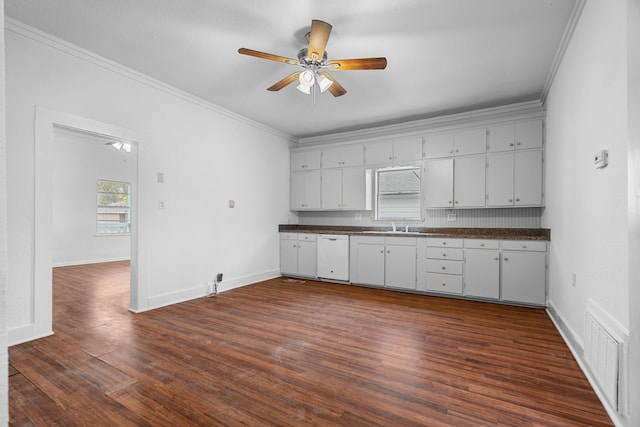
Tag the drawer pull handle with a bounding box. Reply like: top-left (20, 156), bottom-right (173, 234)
top-left (480, 243), bottom-right (485, 247)
top-left (442, 242), bottom-right (447, 245)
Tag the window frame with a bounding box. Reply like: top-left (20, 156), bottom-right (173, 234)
top-left (374, 165), bottom-right (423, 221)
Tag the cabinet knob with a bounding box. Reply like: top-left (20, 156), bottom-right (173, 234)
top-left (380, 250), bottom-right (384, 253)
top-left (516, 198), bottom-right (520, 202)
top-left (442, 242), bottom-right (447, 245)
top-left (494, 257), bottom-right (499, 261)
top-left (441, 283), bottom-right (446, 287)
top-left (508, 199), bottom-right (513, 203)
top-left (387, 250), bottom-right (391, 254)
top-left (389, 156), bottom-right (393, 160)
top-left (516, 141), bottom-right (522, 146)
top-left (504, 257), bottom-right (509, 261)
top-left (443, 253), bottom-right (447, 257)
top-left (521, 244), bottom-right (527, 248)
top-left (441, 266), bottom-right (446, 270)
top-left (455, 149), bottom-right (459, 153)
top-left (480, 243), bottom-right (485, 247)
top-left (509, 143), bottom-right (514, 147)
top-left (449, 149), bottom-right (454, 154)
top-left (448, 201), bottom-right (453, 204)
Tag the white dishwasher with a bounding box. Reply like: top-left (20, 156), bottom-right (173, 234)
top-left (317, 234), bottom-right (349, 282)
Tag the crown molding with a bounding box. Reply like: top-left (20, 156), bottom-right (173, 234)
top-left (540, 0), bottom-right (586, 106)
top-left (296, 100), bottom-right (545, 147)
top-left (5, 17), bottom-right (297, 143)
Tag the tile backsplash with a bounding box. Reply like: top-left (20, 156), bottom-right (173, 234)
top-left (297, 207), bottom-right (543, 228)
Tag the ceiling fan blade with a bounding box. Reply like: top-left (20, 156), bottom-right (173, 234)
top-left (320, 72), bottom-right (346, 97)
top-left (326, 57), bottom-right (388, 71)
top-left (238, 48), bottom-right (299, 65)
top-left (307, 20), bottom-right (332, 62)
top-left (267, 72), bottom-right (301, 91)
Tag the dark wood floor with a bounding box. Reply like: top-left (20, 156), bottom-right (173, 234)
top-left (9, 261), bottom-right (612, 426)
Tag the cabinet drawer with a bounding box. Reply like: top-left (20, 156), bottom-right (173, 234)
top-left (502, 240), bottom-right (547, 252)
top-left (425, 273), bottom-right (463, 294)
top-left (426, 260), bottom-right (463, 275)
top-left (465, 239), bottom-right (500, 249)
top-left (280, 233), bottom-right (298, 240)
top-left (298, 233), bottom-right (317, 242)
top-left (425, 238), bottom-right (464, 248)
top-left (425, 247), bottom-right (463, 260)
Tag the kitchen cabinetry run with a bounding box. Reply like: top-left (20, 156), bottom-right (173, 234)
top-left (423, 155), bottom-right (486, 208)
top-left (424, 127), bottom-right (486, 159)
top-left (280, 233), bottom-right (317, 278)
top-left (290, 170), bottom-right (321, 210)
top-left (350, 235), bottom-right (417, 290)
top-left (364, 137), bottom-right (423, 166)
top-left (291, 150), bottom-right (321, 171)
top-left (486, 150), bottom-right (543, 207)
top-left (488, 120), bottom-right (543, 152)
top-left (321, 145), bottom-right (363, 168)
top-left (321, 167), bottom-right (365, 210)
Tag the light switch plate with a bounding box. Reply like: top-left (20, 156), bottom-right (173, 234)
top-left (594, 150), bottom-right (608, 169)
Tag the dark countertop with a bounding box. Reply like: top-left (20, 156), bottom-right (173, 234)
top-left (279, 224), bottom-right (550, 241)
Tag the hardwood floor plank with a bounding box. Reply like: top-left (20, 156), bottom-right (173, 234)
top-left (9, 263), bottom-right (612, 426)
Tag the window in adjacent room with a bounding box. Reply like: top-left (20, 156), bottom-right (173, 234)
top-left (96, 180), bottom-right (131, 234)
top-left (375, 166), bottom-right (422, 220)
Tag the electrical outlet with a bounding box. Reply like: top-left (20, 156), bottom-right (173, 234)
top-left (571, 273), bottom-right (576, 287)
top-left (354, 213), bottom-right (362, 221)
top-left (447, 213), bottom-right (456, 221)
top-left (217, 273), bottom-right (223, 283)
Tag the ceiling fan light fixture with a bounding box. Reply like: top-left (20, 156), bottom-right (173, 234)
top-left (316, 73), bottom-right (333, 93)
top-left (296, 70), bottom-right (315, 94)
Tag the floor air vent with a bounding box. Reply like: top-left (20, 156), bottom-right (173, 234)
top-left (584, 299), bottom-right (628, 415)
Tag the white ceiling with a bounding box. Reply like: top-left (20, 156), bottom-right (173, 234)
top-left (5, 0), bottom-right (578, 139)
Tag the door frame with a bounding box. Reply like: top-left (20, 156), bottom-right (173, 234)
top-left (32, 106), bottom-right (147, 340)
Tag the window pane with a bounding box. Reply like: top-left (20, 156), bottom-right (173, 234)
top-left (376, 167), bottom-right (421, 220)
top-left (97, 180), bottom-right (130, 234)
top-left (378, 168), bottom-right (421, 194)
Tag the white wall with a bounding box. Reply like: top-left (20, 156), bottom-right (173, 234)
top-left (0, 3), bottom-right (8, 425)
top-left (52, 128), bottom-right (134, 266)
top-left (6, 20), bottom-right (293, 343)
top-left (626, 1), bottom-right (640, 425)
top-left (543, 1), bottom-right (630, 424)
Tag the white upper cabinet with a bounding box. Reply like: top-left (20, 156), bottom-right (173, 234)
top-left (424, 156), bottom-right (485, 208)
top-left (424, 128), bottom-right (486, 159)
top-left (320, 167), bottom-right (366, 210)
top-left (486, 150), bottom-right (543, 207)
top-left (291, 150), bottom-right (321, 171)
top-left (290, 170), bottom-right (321, 210)
top-left (364, 137), bottom-right (423, 166)
top-left (488, 120), bottom-right (543, 152)
top-left (321, 145), bottom-right (363, 168)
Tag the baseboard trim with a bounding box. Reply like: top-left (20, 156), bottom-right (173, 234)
top-left (8, 324), bottom-right (54, 347)
top-left (546, 301), bottom-right (625, 427)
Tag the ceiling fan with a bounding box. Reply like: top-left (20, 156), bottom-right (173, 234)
top-left (238, 19), bottom-right (387, 98)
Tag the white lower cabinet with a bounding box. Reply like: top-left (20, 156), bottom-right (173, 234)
top-left (280, 233), bottom-right (317, 278)
top-left (418, 238), bottom-right (464, 295)
top-left (501, 241), bottom-right (547, 305)
top-left (350, 236), bottom-right (417, 290)
top-left (464, 239), bottom-right (500, 299)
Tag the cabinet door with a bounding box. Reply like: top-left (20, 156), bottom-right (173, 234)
top-left (486, 153), bottom-right (514, 207)
top-left (321, 169), bottom-right (342, 209)
top-left (341, 167), bottom-right (365, 210)
top-left (454, 128), bottom-right (486, 156)
top-left (454, 156), bottom-right (486, 208)
top-left (364, 141), bottom-right (393, 166)
top-left (464, 250), bottom-right (500, 299)
top-left (501, 252), bottom-right (546, 305)
top-left (297, 240), bottom-right (317, 277)
top-left (291, 170), bottom-right (321, 210)
top-left (424, 133), bottom-right (453, 159)
top-left (356, 243), bottom-right (386, 286)
top-left (393, 137), bottom-right (423, 164)
top-left (385, 244), bottom-right (417, 289)
top-left (515, 120), bottom-right (543, 150)
top-left (321, 147), bottom-right (342, 169)
top-left (514, 150), bottom-right (543, 206)
top-left (424, 158), bottom-right (454, 208)
top-left (488, 124), bottom-right (515, 152)
top-left (291, 151), bottom-right (321, 171)
top-left (280, 239), bottom-right (298, 275)
top-left (341, 145), bottom-right (364, 167)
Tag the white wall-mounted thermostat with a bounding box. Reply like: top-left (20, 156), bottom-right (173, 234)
top-left (594, 150), bottom-right (608, 169)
